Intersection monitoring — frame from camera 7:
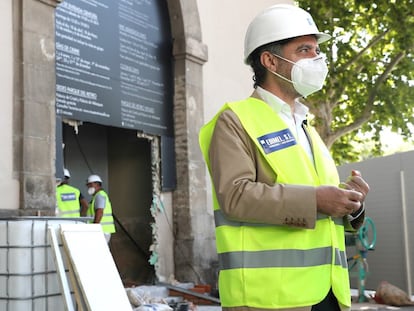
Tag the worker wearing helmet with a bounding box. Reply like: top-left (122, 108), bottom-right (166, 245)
top-left (83, 174), bottom-right (116, 243)
top-left (56, 168), bottom-right (88, 217)
top-left (199, 4), bottom-right (370, 311)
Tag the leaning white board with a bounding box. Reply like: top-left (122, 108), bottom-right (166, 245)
top-left (60, 224), bottom-right (132, 311)
top-left (48, 226), bottom-right (76, 311)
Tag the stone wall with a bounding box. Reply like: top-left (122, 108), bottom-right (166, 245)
top-left (12, 0), bottom-right (61, 215)
top-left (167, 0), bottom-right (217, 286)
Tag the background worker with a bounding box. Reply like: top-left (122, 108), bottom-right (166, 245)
top-left (83, 174), bottom-right (116, 243)
top-left (199, 4), bottom-right (370, 311)
top-left (56, 168), bottom-right (88, 217)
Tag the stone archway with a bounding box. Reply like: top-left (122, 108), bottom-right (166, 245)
top-left (13, 0), bottom-right (217, 287)
top-left (166, 1), bottom-right (218, 286)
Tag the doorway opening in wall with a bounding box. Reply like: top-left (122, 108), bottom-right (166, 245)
top-left (60, 121), bottom-right (156, 285)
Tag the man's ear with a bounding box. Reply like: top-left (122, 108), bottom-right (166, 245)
top-left (260, 51), bottom-right (278, 72)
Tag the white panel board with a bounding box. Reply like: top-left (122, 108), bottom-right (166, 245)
top-left (60, 224), bottom-right (132, 311)
top-left (48, 227), bottom-right (75, 311)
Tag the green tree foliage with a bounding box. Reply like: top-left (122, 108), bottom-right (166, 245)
top-left (297, 0), bottom-right (414, 164)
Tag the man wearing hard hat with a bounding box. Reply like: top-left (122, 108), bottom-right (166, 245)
top-left (83, 174), bottom-right (116, 243)
top-left (56, 168), bottom-right (88, 217)
top-left (199, 4), bottom-right (370, 311)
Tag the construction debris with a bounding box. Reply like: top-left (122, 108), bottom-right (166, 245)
top-left (125, 285), bottom-right (188, 311)
top-left (372, 281), bottom-right (414, 307)
top-left (125, 283), bottom-right (219, 311)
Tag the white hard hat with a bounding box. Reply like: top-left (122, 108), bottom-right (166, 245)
top-left (244, 4), bottom-right (331, 63)
top-left (63, 168), bottom-right (70, 178)
top-left (87, 174), bottom-right (103, 184)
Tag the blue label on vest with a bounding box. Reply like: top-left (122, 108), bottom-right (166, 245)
top-left (257, 129), bottom-right (297, 154)
top-left (61, 193), bottom-right (76, 201)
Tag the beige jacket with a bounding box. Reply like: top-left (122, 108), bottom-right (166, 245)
top-left (208, 96), bottom-right (362, 311)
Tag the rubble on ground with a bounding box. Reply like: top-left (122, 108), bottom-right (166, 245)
top-left (125, 282), bottom-right (218, 311)
top-left (372, 281), bottom-right (414, 307)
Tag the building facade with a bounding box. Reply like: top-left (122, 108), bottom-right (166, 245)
top-left (1, 0), bottom-right (292, 287)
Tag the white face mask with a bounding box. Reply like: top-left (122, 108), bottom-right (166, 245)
top-left (88, 187), bottom-right (96, 195)
top-left (269, 54), bottom-right (328, 97)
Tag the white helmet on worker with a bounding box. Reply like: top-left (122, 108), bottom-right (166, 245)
top-left (87, 174), bottom-right (103, 184)
top-left (244, 4), bottom-right (331, 63)
top-left (63, 168), bottom-right (71, 179)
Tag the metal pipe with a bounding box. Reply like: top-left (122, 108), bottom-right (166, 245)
top-left (400, 170), bottom-right (412, 296)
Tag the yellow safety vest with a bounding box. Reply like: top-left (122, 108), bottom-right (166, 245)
top-left (88, 190), bottom-right (116, 234)
top-left (56, 184), bottom-right (81, 217)
top-left (199, 98), bottom-right (350, 309)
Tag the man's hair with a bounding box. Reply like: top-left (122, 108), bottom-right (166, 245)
top-left (246, 39), bottom-right (291, 88)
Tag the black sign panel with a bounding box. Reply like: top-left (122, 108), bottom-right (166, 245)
top-left (55, 0), bottom-right (173, 136)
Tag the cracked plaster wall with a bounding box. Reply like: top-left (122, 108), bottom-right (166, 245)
top-left (0, 0), bottom-right (19, 213)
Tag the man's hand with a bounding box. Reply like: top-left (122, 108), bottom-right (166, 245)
top-left (317, 170), bottom-right (370, 218)
top-left (316, 185), bottom-right (364, 217)
top-left (339, 170), bottom-right (370, 203)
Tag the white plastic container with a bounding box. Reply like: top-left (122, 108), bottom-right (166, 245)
top-left (0, 217), bottom-right (89, 311)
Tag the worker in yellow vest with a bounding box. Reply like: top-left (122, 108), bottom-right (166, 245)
top-left (56, 168), bottom-right (88, 217)
top-left (199, 4), bottom-right (370, 311)
top-left (83, 174), bottom-right (116, 243)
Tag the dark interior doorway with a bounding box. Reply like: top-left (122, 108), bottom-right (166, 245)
top-left (61, 122), bottom-right (155, 285)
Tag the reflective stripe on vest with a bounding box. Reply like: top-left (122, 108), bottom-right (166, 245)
top-left (88, 190), bottom-right (115, 233)
top-left (199, 98), bottom-right (351, 309)
top-left (56, 184), bottom-right (81, 218)
top-left (219, 247), bottom-right (348, 270)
